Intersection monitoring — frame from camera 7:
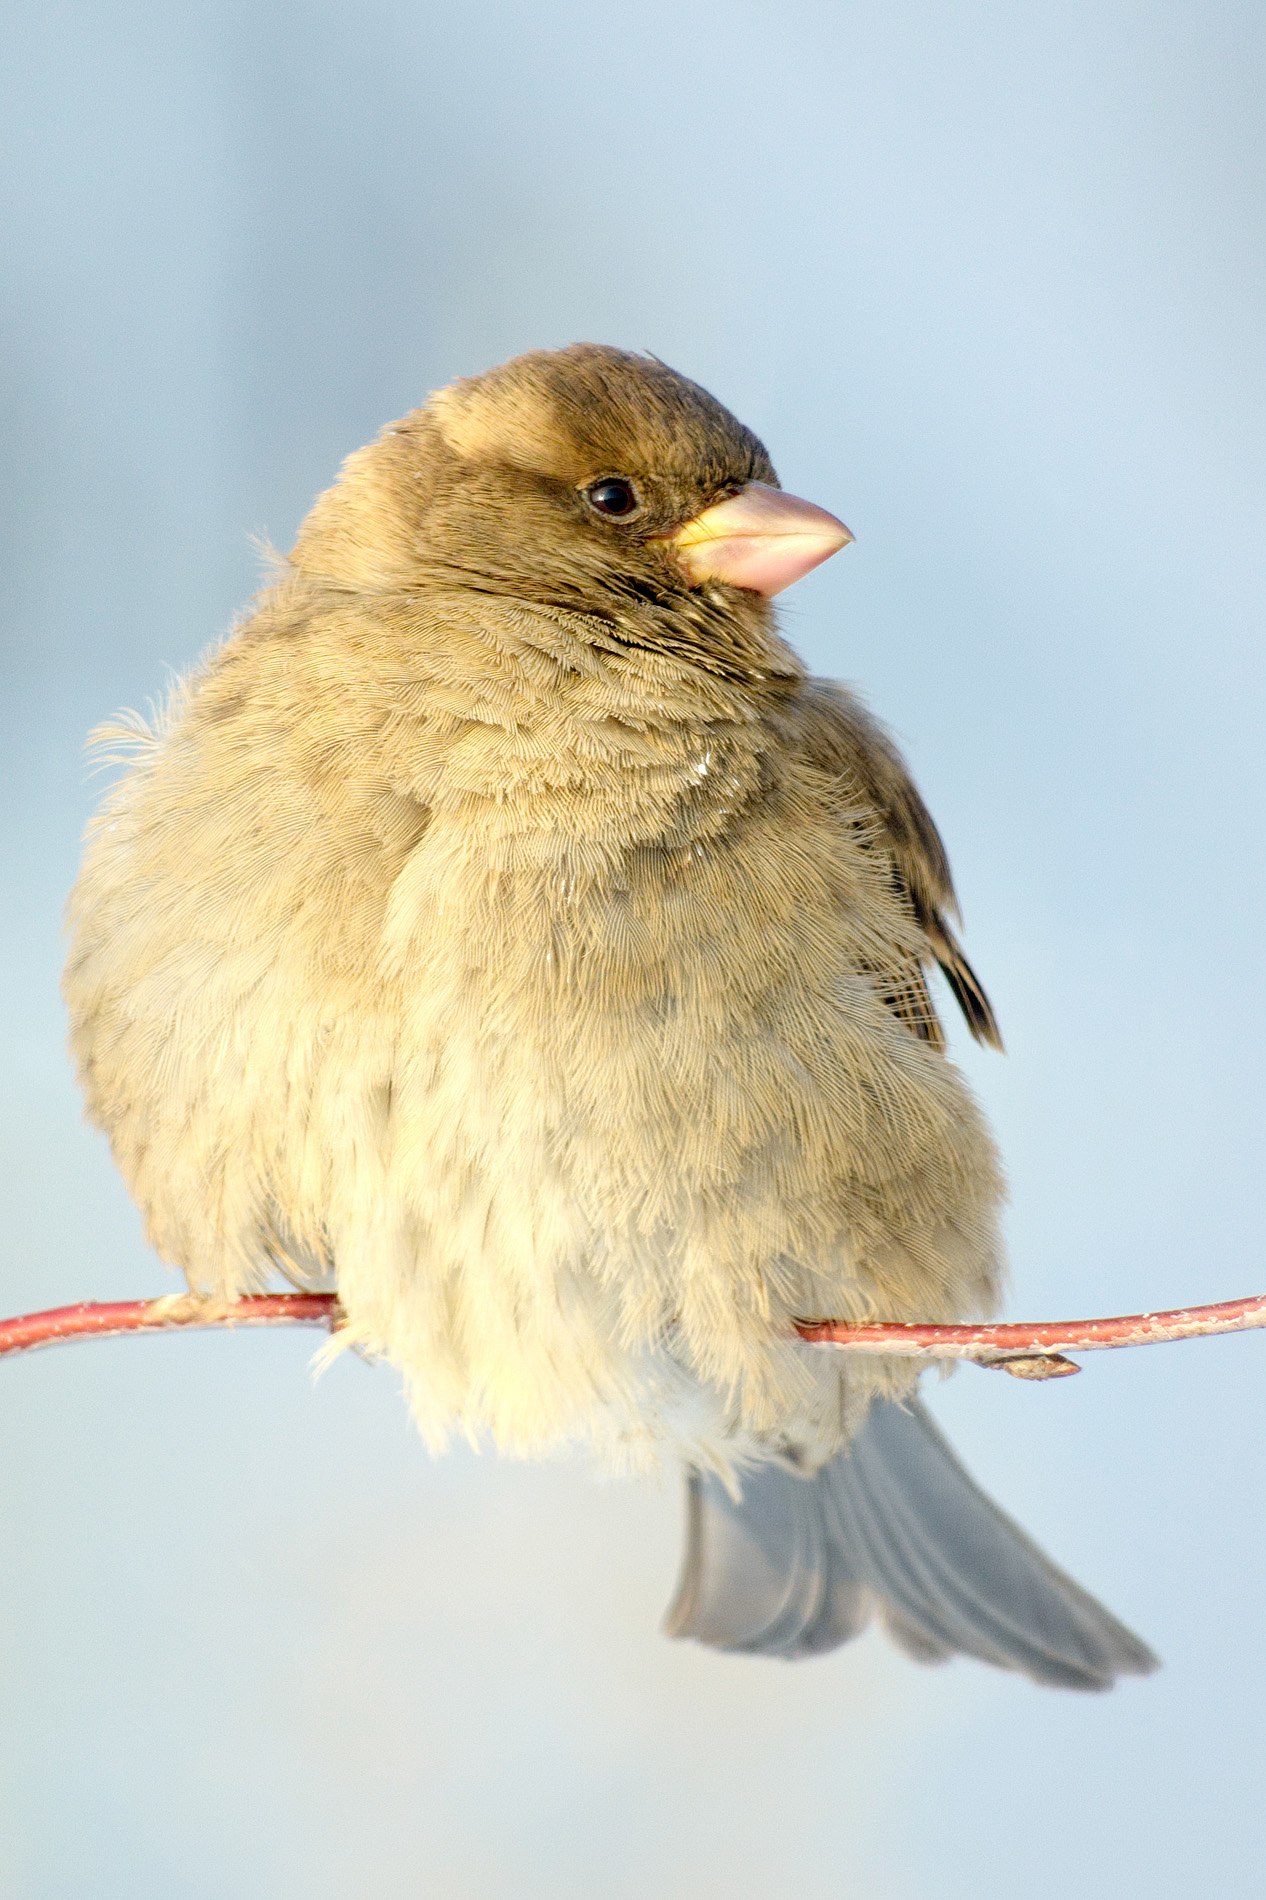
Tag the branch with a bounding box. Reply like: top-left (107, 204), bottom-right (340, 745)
top-left (1, 1290), bottom-right (1265, 1380)
top-left (0, 1294), bottom-right (339, 1359)
top-left (794, 1293), bottom-right (1266, 1378)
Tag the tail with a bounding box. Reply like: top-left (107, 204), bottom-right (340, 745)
top-left (665, 1397), bottom-right (1157, 1690)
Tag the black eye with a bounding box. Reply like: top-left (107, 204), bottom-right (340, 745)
top-left (584, 477), bottom-right (641, 520)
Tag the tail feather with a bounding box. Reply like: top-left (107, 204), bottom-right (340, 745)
top-left (665, 1397), bottom-right (1157, 1690)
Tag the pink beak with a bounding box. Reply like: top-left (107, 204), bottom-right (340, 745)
top-left (666, 481), bottom-right (853, 597)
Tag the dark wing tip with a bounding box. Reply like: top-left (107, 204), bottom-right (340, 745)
top-left (930, 922), bottom-right (1004, 1052)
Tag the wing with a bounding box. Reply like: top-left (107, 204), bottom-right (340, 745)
top-left (793, 680), bottom-right (1003, 1052)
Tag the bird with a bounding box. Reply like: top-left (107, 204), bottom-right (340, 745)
top-left (63, 343), bottom-right (1155, 1689)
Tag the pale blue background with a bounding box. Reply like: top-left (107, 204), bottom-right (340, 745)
top-left (3, 3), bottom-right (1264, 1894)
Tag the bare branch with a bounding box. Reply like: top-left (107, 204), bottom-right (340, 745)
top-left (0, 1294), bottom-right (340, 1359)
top-left (2, 1290), bottom-right (1266, 1380)
top-left (794, 1293), bottom-right (1266, 1378)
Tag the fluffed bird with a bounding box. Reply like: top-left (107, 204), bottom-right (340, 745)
top-left (64, 344), bottom-right (1155, 1688)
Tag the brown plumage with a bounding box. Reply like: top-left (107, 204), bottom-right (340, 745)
top-left (63, 345), bottom-right (1153, 1687)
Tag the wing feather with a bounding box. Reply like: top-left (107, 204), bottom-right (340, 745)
top-left (793, 681), bottom-right (1003, 1051)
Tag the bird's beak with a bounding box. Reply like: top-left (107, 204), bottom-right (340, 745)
top-left (665, 481), bottom-right (853, 597)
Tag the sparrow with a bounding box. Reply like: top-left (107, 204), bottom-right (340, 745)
top-left (64, 344), bottom-right (1155, 1687)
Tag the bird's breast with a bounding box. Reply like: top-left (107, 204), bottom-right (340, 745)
top-left (372, 774), bottom-right (950, 1230)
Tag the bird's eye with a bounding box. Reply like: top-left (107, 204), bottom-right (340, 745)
top-left (584, 477), bottom-right (641, 520)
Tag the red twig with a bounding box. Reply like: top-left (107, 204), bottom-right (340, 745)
top-left (795, 1292), bottom-right (1266, 1378)
top-left (1, 1290), bottom-right (1265, 1380)
top-left (0, 1294), bottom-right (340, 1360)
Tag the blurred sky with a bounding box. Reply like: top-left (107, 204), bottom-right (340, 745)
top-left (2, 1), bottom-right (1265, 1894)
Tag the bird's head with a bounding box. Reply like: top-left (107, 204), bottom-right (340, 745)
top-left (291, 345), bottom-right (851, 678)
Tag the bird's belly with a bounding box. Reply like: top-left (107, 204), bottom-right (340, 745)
top-left (324, 826), bottom-right (1004, 1466)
